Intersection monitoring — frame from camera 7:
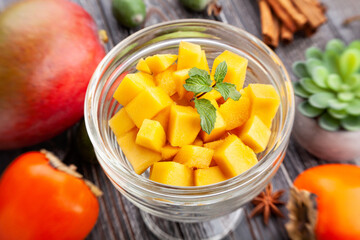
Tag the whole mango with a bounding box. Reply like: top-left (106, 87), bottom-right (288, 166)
top-left (0, 0), bottom-right (105, 149)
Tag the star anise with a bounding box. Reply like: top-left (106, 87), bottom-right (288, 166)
top-left (249, 183), bottom-right (285, 225)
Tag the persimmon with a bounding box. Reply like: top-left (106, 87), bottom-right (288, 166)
top-left (293, 164), bottom-right (360, 240)
top-left (0, 150), bottom-right (102, 240)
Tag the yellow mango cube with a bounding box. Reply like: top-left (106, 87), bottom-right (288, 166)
top-left (173, 68), bottom-right (190, 99)
top-left (200, 89), bottom-right (222, 101)
top-left (149, 162), bottom-right (193, 186)
top-left (194, 166), bottom-right (227, 186)
top-left (245, 84), bottom-right (280, 128)
top-left (195, 50), bottom-right (210, 73)
top-left (177, 41), bottom-right (202, 70)
top-left (161, 144), bottom-right (180, 160)
top-left (218, 95), bottom-right (251, 130)
top-left (117, 129), bottom-right (161, 174)
top-left (125, 87), bottom-right (173, 128)
top-left (168, 104), bottom-right (201, 147)
top-left (193, 138), bottom-right (203, 146)
top-left (238, 115), bottom-right (271, 153)
top-left (136, 58), bottom-right (152, 74)
top-left (108, 108), bottom-right (135, 138)
top-left (213, 135), bottom-right (258, 178)
top-left (136, 119), bottom-right (166, 152)
top-left (211, 50), bottom-right (248, 90)
top-left (113, 72), bottom-right (155, 106)
top-left (203, 139), bottom-right (225, 149)
top-left (155, 64), bottom-right (177, 96)
top-left (173, 145), bottom-right (214, 169)
top-left (200, 111), bottom-right (227, 142)
top-left (145, 54), bottom-right (177, 74)
top-left (152, 106), bottom-right (171, 133)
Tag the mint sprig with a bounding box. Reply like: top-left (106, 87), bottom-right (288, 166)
top-left (183, 61), bottom-right (241, 134)
top-left (194, 99), bottom-right (217, 134)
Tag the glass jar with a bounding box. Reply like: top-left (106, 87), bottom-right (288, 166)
top-left (85, 19), bottom-right (294, 239)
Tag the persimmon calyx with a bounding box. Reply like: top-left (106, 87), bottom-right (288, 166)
top-left (285, 187), bottom-right (317, 240)
top-left (40, 149), bottom-right (103, 197)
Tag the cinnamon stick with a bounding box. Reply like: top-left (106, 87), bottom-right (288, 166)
top-left (259, 0), bottom-right (280, 48)
top-left (291, 0), bottom-right (327, 29)
top-left (277, 0), bottom-right (307, 29)
top-left (265, 0), bottom-right (297, 32)
top-left (280, 24), bottom-right (293, 44)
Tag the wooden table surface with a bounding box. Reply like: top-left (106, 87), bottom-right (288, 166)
top-left (1, 0), bottom-right (360, 239)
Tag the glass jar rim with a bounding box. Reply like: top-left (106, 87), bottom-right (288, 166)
top-left (84, 19), bottom-right (295, 200)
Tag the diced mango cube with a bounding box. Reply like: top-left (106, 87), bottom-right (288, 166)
top-left (200, 111), bottom-right (227, 142)
top-left (152, 106), bottom-right (171, 133)
top-left (168, 104), bottom-right (201, 147)
top-left (161, 144), bottom-right (180, 160)
top-left (238, 115), bottom-right (271, 153)
top-left (200, 89), bottom-right (222, 101)
top-left (245, 84), bottom-right (280, 128)
top-left (145, 54), bottom-right (177, 74)
top-left (113, 72), bottom-right (155, 106)
top-left (195, 50), bottom-right (210, 73)
top-left (211, 50), bottom-right (248, 90)
top-left (136, 119), bottom-right (166, 152)
top-left (149, 162), bottom-right (193, 186)
top-left (173, 145), bottom-right (214, 169)
top-left (136, 58), bottom-right (152, 74)
top-left (173, 68), bottom-right (190, 99)
top-left (194, 166), bottom-right (227, 186)
top-left (109, 108), bottom-right (135, 138)
top-left (177, 41), bottom-right (202, 70)
top-left (203, 139), bottom-right (225, 149)
top-left (218, 95), bottom-right (251, 130)
top-left (155, 64), bottom-right (177, 96)
top-left (213, 135), bottom-right (258, 178)
top-left (125, 87), bottom-right (173, 128)
top-left (193, 138), bottom-right (203, 146)
top-left (117, 129), bottom-right (161, 174)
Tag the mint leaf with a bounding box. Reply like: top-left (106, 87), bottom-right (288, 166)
top-left (189, 68), bottom-right (210, 80)
top-left (194, 98), bottom-right (217, 134)
top-left (215, 82), bottom-right (241, 101)
top-left (214, 61), bottom-right (227, 83)
top-left (184, 75), bottom-right (212, 96)
top-left (184, 67), bottom-right (212, 96)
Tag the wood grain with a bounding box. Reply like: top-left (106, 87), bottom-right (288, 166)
top-left (0, 0), bottom-right (360, 239)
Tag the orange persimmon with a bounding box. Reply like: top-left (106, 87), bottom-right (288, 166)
top-left (0, 151), bottom-right (101, 240)
top-left (293, 164), bottom-right (360, 240)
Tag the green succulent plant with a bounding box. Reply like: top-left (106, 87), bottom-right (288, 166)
top-left (293, 39), bottom-right (360, 132)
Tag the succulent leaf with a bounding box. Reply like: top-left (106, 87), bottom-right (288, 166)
top-left (328, 98), bottom-right (349, 110)
top-left (292, 61), bottom-right (310, 78)
top-left (306, 47), bottom-right (323, 60)
top-left (311, 66), bottom-right (328, 88)
top-left (300, 78), bottom-right (327, 94)
top-left (337, 92), bottom-right (355, 102)
top-left (325, 39), bottom-right (345, 54)
top-left (328, 109), bottom-right (348, 119)
top-left (339, 49), bottom-right (360, 78)
top-left (346, 99), bottom-right (360, 116)
top-left (326, 74), bottom-right (342, 92)
top-left (323, 49), bottom-right (340, 74)
top-left (341, 116), bottom-right (360, 131)
top-left (318, 113), bottom-right (340, 131)
top-left (309, 92), bottom-right (336, 109)
top-left (306, 58), bottom-right (323, 76)
top-left (298, 101), bottom-right (324, 118)
top-left (349, 40), bottom-right (360, 51)
top-left (293, 82), bottom-right (311, 98)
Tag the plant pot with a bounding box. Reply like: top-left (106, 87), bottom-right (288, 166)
top-left (293, 98), bottom-right (360, 162)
